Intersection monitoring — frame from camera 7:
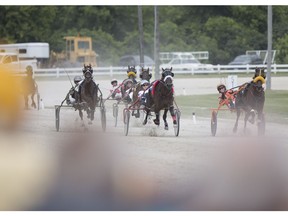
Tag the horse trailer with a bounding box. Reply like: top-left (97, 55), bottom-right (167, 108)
top-left (0, 42), bottom-right (49, 68)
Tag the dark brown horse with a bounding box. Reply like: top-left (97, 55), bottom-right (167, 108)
top-left (233, 67), bottom-right (266, 135)
top-left (131, 67), bottom-right (152, 118)
top-left (78, 64), bottom-right (98, 124)
top-left (143, 68), bottom-right (177, 130)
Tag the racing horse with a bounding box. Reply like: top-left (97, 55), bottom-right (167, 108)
top-left (120, 65), bottom-right (138, 103)
top-left (131, 67), bottom-right (152, 118)
top-left (78, 64), bottom-right (99, 124)
top-left (22, 67), bottom-right (38, 109)
top-left (233, 67), bottom-right (266, 135)
top-left (143, 67), bottom-right (177, 130)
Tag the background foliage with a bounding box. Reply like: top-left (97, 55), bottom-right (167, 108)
top-left (1, 6), bottom-right (288, 66)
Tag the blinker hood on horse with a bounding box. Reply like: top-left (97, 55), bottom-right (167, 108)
top-left (233, 67), bottom-right (266, 135)
top-left (142, 67), bottom-right (176, 130)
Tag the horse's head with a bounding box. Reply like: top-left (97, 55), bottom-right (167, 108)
top-left (253, 67), bottom-right (266, 80)
top-left (127, 65), bottom-right (137, 79)
top-left (161, 67), bottom-right (174, 89)
top-left (82, 64), bottom-right (93, 82)
top-left (140, 67), bottom-right (152, 81)
top-left (26, 66), bottom-right (33, 77)
top-left (253, 67), bottom-right (266, 92)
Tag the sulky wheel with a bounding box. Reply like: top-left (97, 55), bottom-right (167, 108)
top-left (211, 110), bottom-right (217, 136)
top-left (100, 106), bottom-right (106, 132)
top-left (123, 109), bottom-right (130, 136)
top-left (55, 105), bottom-right (61, 132)
top-left (113, 103), bottom-right (118, 127)
top-left (173, 109), bottom-right (180, 137)
top-left (37, 93), bottom-right (41, 110)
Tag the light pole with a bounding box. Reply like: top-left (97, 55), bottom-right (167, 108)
top-left (138, 6), bottom-right (144, 67)
top-left (267, 5), bottom-right (272, 90)
top-left (154, 6), bottom-right (160, 79)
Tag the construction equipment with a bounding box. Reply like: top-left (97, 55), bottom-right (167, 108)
top-left (53, 36), bottom-right (97, 68)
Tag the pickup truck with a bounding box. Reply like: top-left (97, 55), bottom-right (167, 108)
top-left (160, 58), bottom-right (214, 72)
top-left (0, 52), bottom-right (37, 73)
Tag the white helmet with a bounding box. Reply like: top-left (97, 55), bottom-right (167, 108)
top-left (111, 79), bottom-right (118, 84)
top-left (141, 80), bottom-right (149, 86)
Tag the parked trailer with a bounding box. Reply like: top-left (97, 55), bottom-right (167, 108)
top-left (0, 42), bottom-right (49, 68)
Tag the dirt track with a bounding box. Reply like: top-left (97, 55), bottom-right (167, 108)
top-left (1, 77), bottom-right (288, 210)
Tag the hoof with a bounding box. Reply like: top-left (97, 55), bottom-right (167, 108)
top-left (143, 119), bottom-right (147, 125)
top-left (164, 125), bottom-right (169, 130)
top-left (153, 119), bottom-right (160, 126)
top-left (173, 120), bottom-right (177, 125)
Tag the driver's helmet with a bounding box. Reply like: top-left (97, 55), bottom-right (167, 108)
top-left (141, 80), bottom-right (149, 86)
top-left (111, 78), bottom-right (118, 85)
top-left (217, 84), bottom-right (226, 92)
top-left (74, 75), bottom-right (82, 84)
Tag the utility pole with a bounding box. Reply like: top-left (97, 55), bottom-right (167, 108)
top-left (154, 6), bottom-right (160, 79)
top-left (138, 6), bottom-right (144, 67)
top-left (267, 5), bottom-right (272, 90)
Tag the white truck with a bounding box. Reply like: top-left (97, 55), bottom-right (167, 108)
top-left (0, 52), bottom-right (37, 73)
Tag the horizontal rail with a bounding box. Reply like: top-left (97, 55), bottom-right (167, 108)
top-left (31, 64), bottom-right (288, 78)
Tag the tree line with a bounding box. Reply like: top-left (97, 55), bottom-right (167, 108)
top-left (1, 6), bottom-right (288, 66)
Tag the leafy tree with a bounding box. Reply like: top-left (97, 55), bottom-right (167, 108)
top-left (275, 34), bottom-right (288, 64)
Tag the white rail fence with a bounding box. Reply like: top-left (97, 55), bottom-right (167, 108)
top-left (33, 64), bottom-right (288, 78)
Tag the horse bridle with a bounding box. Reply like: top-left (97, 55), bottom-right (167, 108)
top-left (83, 69), bottom-right (93, 81)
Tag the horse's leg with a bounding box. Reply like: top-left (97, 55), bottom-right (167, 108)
top-left (169, 105), bottom-right (177, 124)
top-left (163, 108), bottom-right (169, 130)
top-left (233, 108), bottom-right (241, 133)
top-left (78, 109), bottom-right (85, 127)
top-left (244, 111), bottom-right (249, 134)
top-left (31, 93), bottom-right (36, 109)
top-left (24, 94), bottom-right (29, 109)
top-left (153, 111), bottom-right (160, 126)
top-left (134, 103), bottom-right (140, 118)
top-left (89, 105), bottom-right (95, 124)
top-left (143, 109), bottom-right (149, 125)
top-left (248, 109), bottom-right (255, 124)
top-left (91, 109), bottom-right (95, 121)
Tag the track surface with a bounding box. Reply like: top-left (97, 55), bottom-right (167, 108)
top-left (1, 77), bottom-right (288, 210)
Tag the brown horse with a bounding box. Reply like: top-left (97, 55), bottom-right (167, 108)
top-left (22, 68), bottom-right (38, 109)
top-left (78, 64), bottom-right (98, 124)
top-left (233, 67), bottom-right (266, 135)
top-left (143, 68), bottom-right (177, 130)
top-left (131, 67), bottom-right (152, 118)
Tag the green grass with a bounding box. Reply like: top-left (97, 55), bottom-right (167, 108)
top-left (175, 90), bottom-right (288, 124)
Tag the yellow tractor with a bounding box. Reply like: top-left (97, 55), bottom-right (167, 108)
top-left (52, 36), bottom-right (97, 67)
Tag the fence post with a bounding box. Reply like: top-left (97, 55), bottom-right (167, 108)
top-left (217, 64), bottom-right (220, 74)
top-left (273, 64), bottom-right (276, 74)
top-left (110, 66), bottom-right (113, 77)
top-left (56, 68), bottom-right (59, 78)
